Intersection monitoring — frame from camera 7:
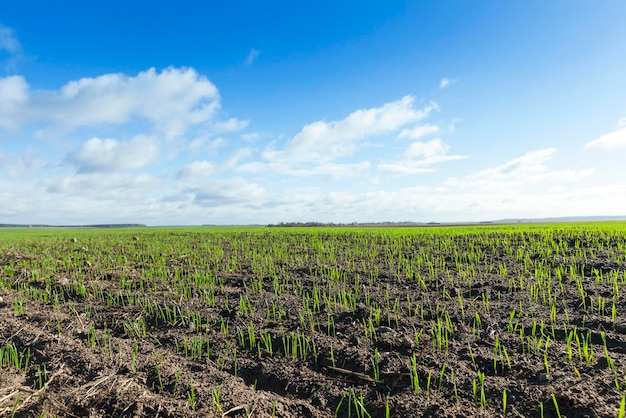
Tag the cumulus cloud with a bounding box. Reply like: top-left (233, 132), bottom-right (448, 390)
top-left (0, 67), bottom-right (222, 137)
top-left (0, 141), bottom-right (620, 225)
top-left (378, 139), bottom-right (465, 174)
top-left (445, 148), bottom-right (592, 190)
top-left (67, 135), bottom-right (159, 173)
top-left (264, 96), bottom-right (437, 164)
top-left (397, 124), bottom-right (440, 140)
top-left (584, 127), bottom-right (626, 150)
top-left (618, 118), bottom-right (626, 128)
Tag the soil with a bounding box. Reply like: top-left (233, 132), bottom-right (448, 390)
top-left (0, 227), bottom-right (625, 417)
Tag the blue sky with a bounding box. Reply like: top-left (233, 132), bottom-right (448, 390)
top-left (1, 1), bottom-right (625, 225)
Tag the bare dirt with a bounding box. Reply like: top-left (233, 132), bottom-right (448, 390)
top-left (0, 227), bottom-right (625, 417)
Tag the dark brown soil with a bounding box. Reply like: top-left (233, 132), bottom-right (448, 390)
top-left (0, 226), bottom-right (625, 417)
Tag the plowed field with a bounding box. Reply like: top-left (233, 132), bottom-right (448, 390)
top-left (1, 225), bottom-right (625, 417)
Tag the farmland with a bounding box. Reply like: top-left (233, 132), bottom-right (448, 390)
top-left (1, 224), bottom-right (626, 417)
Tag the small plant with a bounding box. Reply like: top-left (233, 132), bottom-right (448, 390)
top-left (385, 394), bottom-right (391, 418)
top-left (448, 369), bottom-right (459, 403)
top-left (409, 354), bottom-right (420, 394)
top-left (36, 364), bottom-right (48, 390)
top-left (543, 338), bottom-right (551, 377)
top-left (188, 378), bottom-right (196, 410)
top-left (212, 386), bottom-right (223, 412)
top-left (334, 389), bottom-right (372, 418)
top-left (473, 370), bottom-right (487, 409)
top-left (582, 331), bottom-right (594, 364)
top-left (260, 330), bottom-right (273, 355)
top-left (131, 344), bottom-right (138, 375)
top-left (152, 362), bottom-right (163, 392)
top-left (87, 324), bottom-right (99, 349)
top-left (371, 348), bottom-right (380, 382)
top-left (11, 394), bottom-right (21, 418)
top-left (437, 363), bottom-right (446, 393)
top-left (468, 343), bottom-right (477, 369)
top-left (172, 370), bottom-right (181, 399)
top-left (0, 343), bottom-right (30, 372)
top-left (13, 298), bottom-right (26, 316)
top-left (552, 394), bottom-right (562, 418)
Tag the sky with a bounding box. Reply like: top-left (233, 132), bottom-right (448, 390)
top-left (1, 1), bottom-right (626, 225)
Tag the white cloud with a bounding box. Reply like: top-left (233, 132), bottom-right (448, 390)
top-left (44, 172), bottom-right (155, 197)
top-left (211, 117), bottom-right (249, 134)
top-left (0, 24), bottom-right (21, 54)
top-left (404, 139), bottom-right (457, 160)
top-left (190, 177), bottom-right (266, 207)
top-left (223, 147), bottom-right (252, 169)
top-left (0, 67), bottom-right (221, 137)
top-left (440, 77), bottom-right (458, 89)
top-left (312, 162), bottom-right (371, 180)
top-left (237, 160), bottom-right (371, 180)
top-left (189, 137), bottom-right (227, 152)
top-left (241, 132), bottom-right (261, 142)
top-left (208, 137), bottom-right (227, 150)
top-left (445, 148), bottom-right (592, 190)
top-left (617, 118), bottom-right (626, 128)
top-left (264, 96), bottom-right (437, 164)
top-left (447, 118), bottom-right (462, 134)
top-left (176, 161), bottom-right (217, 179)
top-left (0, 150), bottom-right (46, 180)
top-left (0, 75), bottom-right (28, 129)
top-left (177, 147), bottom-right (251, 180)
top-left (67, 135), bottom-right (159, 173)
top-left (378, 139), bottom-right (466, 174)
top-left (245, 49), bottom-right (260, 65)
top-left (397, 124), bottom-right (440, 140)
top-left (0, 141), bottom-right (620, 225)
top-left (188, 137), bottom-right (207, 151)
top-left (585, 127), bottom-right (626, 150)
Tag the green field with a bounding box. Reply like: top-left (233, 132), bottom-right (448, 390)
top-left (1, 224), bottom-right (625, 417)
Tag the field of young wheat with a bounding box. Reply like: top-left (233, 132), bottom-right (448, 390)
top-left (1, 224), bottom-right (625, 417)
